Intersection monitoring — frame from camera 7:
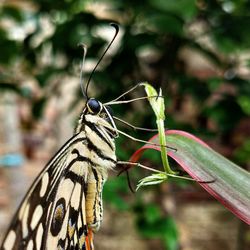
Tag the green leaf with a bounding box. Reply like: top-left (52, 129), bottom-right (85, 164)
top-left (144, 204), bottom-right (161, 223)
top-left (137, 173), bottom-right (167, 190)
top-left (142, 83), bottom-right (165, 119)
top-left (149, 0), bottom-right (197, 20)
top-left (1, 6), bottom-right (24, 22)
top-left (147, 14), bottom-right (184, 35)
top-left (130, 130), bottom-right (250, 224)
top-left (162, 217), bottom-right (178, 250)
top-left (237, 95), bottom-right (250, 115)
top-left (103, 176), bottom-right (130, 211)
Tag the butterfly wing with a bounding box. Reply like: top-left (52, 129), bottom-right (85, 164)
top-left (45, 145), bottom-right (92, 250)
top-left (1, 132), bottom-right (94, 250)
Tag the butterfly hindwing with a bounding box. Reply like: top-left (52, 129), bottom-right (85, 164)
top-left (46, 142), bottom-right (89, 249)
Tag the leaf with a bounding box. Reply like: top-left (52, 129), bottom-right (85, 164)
top-left (147, 14), bottom-right (184, 35)
top-left (136, 173), bottom-right (167, 190)
top-left (149, 0), bottom-right (197, 20)
top-left (1, 6), bottom-right (24, 22)
top-left (130, 130), bottom-right (250, 224)
top-left (0, 83), bottom-right (21, 94)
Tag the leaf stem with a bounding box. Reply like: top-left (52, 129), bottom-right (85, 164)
top-left (157, 119), bottom-right (177, 175)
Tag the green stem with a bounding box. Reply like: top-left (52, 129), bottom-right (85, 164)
top-left (157, 119), bottom-right (177, 175)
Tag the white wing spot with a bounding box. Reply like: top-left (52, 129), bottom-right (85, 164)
top-left (71, 183), bottom-right (81, 209)
top-left (22, 203), bottom-right (30, 237)
top-left (27, 239), bottom-right (34, 250)
top-left (3, 230), bottom-right (16, 249)
top-left (31, 205), bottom-right (43, 230)
top-left (40, 172), bottom-right (49, 197)
top-left (18, 200), bottom-right (27, 220)
top-left (36, 223), bottom-right (43, 250)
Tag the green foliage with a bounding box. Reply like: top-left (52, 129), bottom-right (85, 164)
top-left (237, 95), bottom-right (250, 115)
top-left (135, 203), bottom-right (178, 250)
top-left (1, 0), bottom-right (250, 248)
top-left (0, 28), bottom-right (19, 64)
top-left (149, 0), bottom-right (197, 20)
top-left (103, 175), bottom-right (130, 211)
top-left (234, 139), bottom-right (250, 165)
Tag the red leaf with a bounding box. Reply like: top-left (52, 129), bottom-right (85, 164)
top-left (130, 130), bottom-right (250, 224)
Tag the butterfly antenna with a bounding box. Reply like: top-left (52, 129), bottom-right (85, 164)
top-left (85, 23), bottom-right (119, 98)
top-left (79, 43), bottom-right (88, 99)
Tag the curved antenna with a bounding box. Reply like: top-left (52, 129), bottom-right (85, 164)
top-left (79, 43), bottom-right (88, 99)
top-left (85, 23), bottom-right (119, 98)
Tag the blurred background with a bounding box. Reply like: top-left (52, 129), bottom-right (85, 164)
top-left (0, 0), bottom-right (250, 249)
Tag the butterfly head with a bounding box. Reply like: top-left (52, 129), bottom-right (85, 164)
top-left (86, 98), bottom-right (103, 115)
top-left (85, 98), bottom-right (118, 138)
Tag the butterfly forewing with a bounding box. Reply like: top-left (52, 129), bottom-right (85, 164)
top-left (1, 112), bottom-right (117, 250)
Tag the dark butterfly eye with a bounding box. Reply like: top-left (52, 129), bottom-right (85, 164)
top-left (87, 98), bottom-right (102, 114)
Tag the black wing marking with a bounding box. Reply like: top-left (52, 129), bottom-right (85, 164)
top-left (0, 132), bottom-right (93, 250)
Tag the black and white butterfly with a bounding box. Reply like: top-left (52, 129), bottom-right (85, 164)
top-left (1, 24), bottom-right (120, 250)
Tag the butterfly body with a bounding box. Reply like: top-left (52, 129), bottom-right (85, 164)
top-left (1, 99), bottom-right (117, 250)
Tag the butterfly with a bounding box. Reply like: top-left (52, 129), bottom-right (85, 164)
top-left (1, 24), bottom-right (120, 250)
